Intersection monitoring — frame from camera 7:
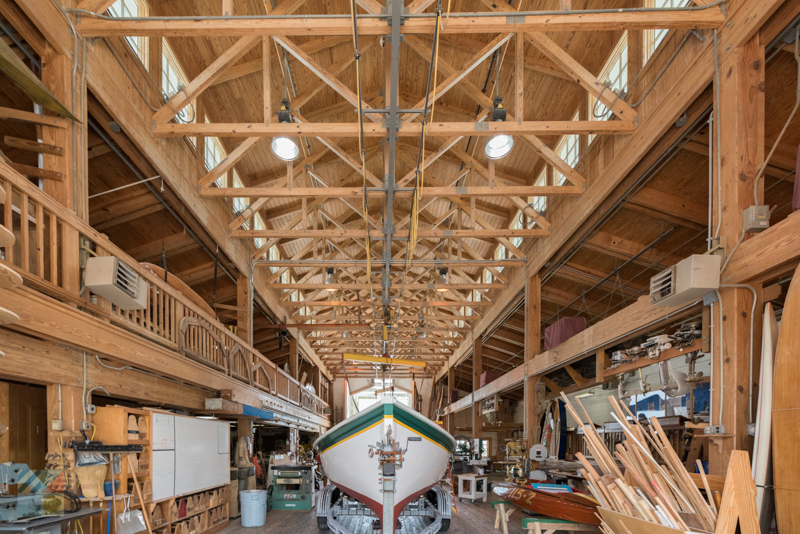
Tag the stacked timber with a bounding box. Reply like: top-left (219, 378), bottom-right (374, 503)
top-left (561, 392), bottom-right (719, 534)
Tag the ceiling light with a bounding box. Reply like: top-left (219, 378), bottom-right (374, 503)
top-left (271, 98), bottom-right (299, 161)
top-left (485, 96), bottom-right (514, 160)
top-left (343, 329), bottom-right (350, 338)
top-left (435, 268), bottom-right (448, 292)
top-left (324, 267), bottom-right (336, 291)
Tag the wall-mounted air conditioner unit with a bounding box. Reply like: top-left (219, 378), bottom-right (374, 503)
top-left (85, 256), bottom-right (148, 310)
top-left (649, 254), bottom-right (721, 307)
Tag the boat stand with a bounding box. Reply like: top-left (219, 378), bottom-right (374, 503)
top-left (317, 485), bottom-right (451, 534)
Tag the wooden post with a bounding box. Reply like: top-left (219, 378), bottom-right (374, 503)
top-left (46, 384), bottom-right (83, 454)
top-left (263, 36), bottom-right (271, 124)
top-left (447, 364), bottom-right (455, 433)
top-left (149, 36), bottom-right (162, 93)
top-left (236, 273), bottom-right (250, 340)
top-left (289, 337), bottom-right (299, 380)
top-left (628, 30), bottom-right (644, 101)
top-left (41, 46), bottom-right (78, 215)
top-left (472, 336), bottom-right (482, 444)
top-left (524, 273), bottom-right (541, 445)
top-left (709, 36), bottom-right (765, 475)
top-left (515, 33), bottom-right (524, 121)
top-left (0, 382), bottom-right (9, 461)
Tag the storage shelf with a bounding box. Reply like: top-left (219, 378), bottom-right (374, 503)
top-left (153, 503), bottom-right (229, 529)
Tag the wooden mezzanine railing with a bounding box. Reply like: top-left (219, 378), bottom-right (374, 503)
top-left (0, 159), bottom-right (330, 419)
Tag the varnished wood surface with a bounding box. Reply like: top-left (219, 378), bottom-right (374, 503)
top-left (218, 496), bottom-right (526, 534)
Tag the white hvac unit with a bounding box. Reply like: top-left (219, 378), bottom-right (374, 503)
top-left (84, 256), bottom-right (148, 310)
top-left (649, 254), bottom-right (721, 307)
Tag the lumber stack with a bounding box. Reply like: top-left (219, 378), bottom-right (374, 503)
top-left (560, 392), bottom-right (719, 534)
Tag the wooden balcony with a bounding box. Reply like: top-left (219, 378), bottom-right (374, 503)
top-left (0, 159), bottom-right (330, 426)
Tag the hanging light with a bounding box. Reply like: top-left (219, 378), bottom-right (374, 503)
top-left (342, 321), bottom-right (350, 338)
top-left (324, 267), bottom-right (337, 291)
top-left (271, 98), bottom-right (300, 161)
top-left (418, 320), bottom-right (427, 339)
top-left (435, 268), bottom-right (448, 292)
top-left (485, 96), bottom-right (514, 160)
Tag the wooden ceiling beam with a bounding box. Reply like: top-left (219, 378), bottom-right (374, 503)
top-left (269, 282), bottom-right (505, 290)
top-left (232, 228), bottom-right (547, 238)
top-left (155, 120), bottom-right (636, 138)
top-left (213, 185), bottom-right (582, 199)
top-left (210, 36), bottom-right (353, 87)
top-left (154, 36), bottom-right (261, 123)
top-left (584, 231), bottom-right (683, 269)
top-left (76, 10), bottom-right (726, 37)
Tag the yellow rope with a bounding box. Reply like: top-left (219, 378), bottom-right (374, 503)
top-left (407, 9), bottom-right (442, 272)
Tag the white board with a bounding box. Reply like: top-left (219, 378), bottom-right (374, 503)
top-left (149, 414), bottom-right (229, 501)
top-left (173, 417), bottom-right (230, 496)
top-left (152, 450), bottom-right (176, 502)
top-left (152, 413), bottom-right (175, 451)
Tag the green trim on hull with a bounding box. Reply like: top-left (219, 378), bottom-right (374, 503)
top-left (315, 399), bottom-right (454, 454)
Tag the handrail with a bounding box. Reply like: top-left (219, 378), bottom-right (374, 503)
top-left (0, 159), bottom-right (330, 416)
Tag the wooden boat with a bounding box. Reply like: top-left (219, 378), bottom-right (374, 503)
top-left (314, 396), bottom-right (455, 533)
top-left (492, 483), bottom-right (600, 525)
top-left (752, 302), bottom-right (778, 533)
top-left (773, 265), bottom-right (800, 533)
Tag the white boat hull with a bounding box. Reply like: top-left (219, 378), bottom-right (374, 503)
top-left (314, 397), bottom-right (455, 531)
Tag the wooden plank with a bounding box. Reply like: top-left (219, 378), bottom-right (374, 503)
top-left (0, 107), bottom-right (67, 128)
top-left (3, 136), bottom-right (63, 156)
top-left (75, 0), bottom-right (116, 12)
top-left (75, 10), bottom-right (726, 36)
top-left (153, 36), bottom-right (261, 123)
top-left (263, 36), bottom-right (271, 124)
top-left (7, 162), bottom-right (63, 181)
top-left (155, 120), bottom-right (637, 138)
top-left (212, 185), bottom-right (583, 199)
top-left (525, 31), bottom-right (635, 121)
top-left (722, 212), bottom-right (800, 284)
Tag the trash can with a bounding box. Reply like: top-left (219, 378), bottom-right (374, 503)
top-left (240, 490), bottom-right (267, 527)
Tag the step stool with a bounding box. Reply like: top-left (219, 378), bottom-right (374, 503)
top-left (492, 501), bottom-right (514, 534)
top-left (522, 517), bottom-right (601, 534)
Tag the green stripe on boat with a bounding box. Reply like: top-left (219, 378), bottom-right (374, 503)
top-left (316, 401), bottom-right (453, 453)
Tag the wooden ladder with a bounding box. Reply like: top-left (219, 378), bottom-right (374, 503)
top-left (443, 463), bottom-right (458, 517)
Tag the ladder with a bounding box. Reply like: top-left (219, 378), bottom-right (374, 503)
top-left (441, 463), bottom-right (458, 517)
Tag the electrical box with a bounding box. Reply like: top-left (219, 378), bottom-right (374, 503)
top-left (84, 256), bottom-right (148, 310)
top-left (742, 205), bottom-right (770, 233)
top-left (650, 254), bottom-right (721, 307)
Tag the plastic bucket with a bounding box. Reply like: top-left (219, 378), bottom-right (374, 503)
top-left (240, 490), bottom-right (267, 527)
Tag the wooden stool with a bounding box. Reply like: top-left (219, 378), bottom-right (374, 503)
top-left (492, 500), bottom-right (514, 534)
top-left (522, 517), bottom-right (600, 534)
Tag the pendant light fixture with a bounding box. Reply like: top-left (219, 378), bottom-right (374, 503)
top-left (435, 268), bottom-right (448, 292)
top-left (485, 95), bottom-right (514, 160)
top-left (324, 267), bottom-right (337, 291)
top-left (271, 98), bottom-right (300, 161)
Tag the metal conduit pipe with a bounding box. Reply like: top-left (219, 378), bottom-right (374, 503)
top-left (89, 120), bottom-right (281, 330)
top-left (540, 105), bottom-right (713, 287)
top-left (88, 117), bottom-right (237, 285)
